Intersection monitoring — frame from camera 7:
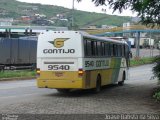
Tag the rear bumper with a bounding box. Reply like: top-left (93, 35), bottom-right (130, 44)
top-left (37, 79), bottom-right (83, 89)
top-left (36, 70), bottom-right (85, 89)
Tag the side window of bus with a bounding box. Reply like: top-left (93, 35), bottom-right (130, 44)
top-left (84, 39), bottom-right (87, 56)
top-left (116, 45), bottom-right (119, 57)
top-left (105, 42), bottom-right (108, 56)
top-left (123, 45), bottom-right (126, 57)
top-left (116, 44), bottom-right (119, 57)
top-left (113, 44), bottom-right (117, 57)
top-left (108, 43), bottom-right (111, 56)
top-left (117, 45), bottom-right (119, 57)
top-left (101, 42), bottom-right (105, 56)
top-left (118, 45), bottom-right (122, 57)
top-left (91, 41), bottom-right (97, 56)
top-left (110, 44), bottom-right (113, 57)
top-left (105, 42), bottom-right (110, 57)
top-left (122, 45), bottom-right (125, 57)
top-left (97, 41), bottom-right (102, 56)
top-left (84, 39), bottom-right (92, 56)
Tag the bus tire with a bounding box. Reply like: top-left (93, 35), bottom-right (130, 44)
top-left (94, 75), bottom-right (101, 93)
top-left (57, 89), bottom-right (70, 93)
top-left (118, 72), bottom-right (125, 86)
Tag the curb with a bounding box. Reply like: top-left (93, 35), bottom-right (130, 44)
top-left (0, 77), bottom-right (36, 82)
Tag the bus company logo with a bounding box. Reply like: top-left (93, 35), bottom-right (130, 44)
top-left (49, 38), bottom-right (69, 48)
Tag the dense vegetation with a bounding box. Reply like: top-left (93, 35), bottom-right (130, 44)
top-left (152, 56), bottom-right (160, 81)
top-left (152, 56), bottom-right (160, 101)
top-left (0, 0), bottom-right (130, 27)
top-left (153, 88), bottom-right (160, 101)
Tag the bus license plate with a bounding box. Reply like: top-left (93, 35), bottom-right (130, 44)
top-left (55, 72), bottom-right (64, 77)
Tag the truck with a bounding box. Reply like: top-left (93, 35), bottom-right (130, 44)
top-left (128, 38), bottom-right (135, 48)
top-left (0, 36), bottom-right (37, 70)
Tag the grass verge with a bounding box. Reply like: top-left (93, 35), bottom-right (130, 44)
top-left (0, 70), bottom-right (36, 79)
top-left (130, 57), bottom-right (154, 67)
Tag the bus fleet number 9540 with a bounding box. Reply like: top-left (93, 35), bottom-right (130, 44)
top-left (48, 65), bottom-right (70, 70)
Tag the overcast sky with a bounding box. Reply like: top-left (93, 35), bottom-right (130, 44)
top-left (17, 0), bottom-right (137, 16)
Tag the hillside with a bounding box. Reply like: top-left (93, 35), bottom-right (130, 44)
top-left (0, 0), bottom-right (131, 28)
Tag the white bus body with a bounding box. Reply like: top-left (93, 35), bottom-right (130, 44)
top-left (37, 31), bottom-right (129, 91)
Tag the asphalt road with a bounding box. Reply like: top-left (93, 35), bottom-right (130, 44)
top-left (0, 64), bottom-right (159, 118)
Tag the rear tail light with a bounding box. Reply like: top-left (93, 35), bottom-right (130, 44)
top-left (78, 68), bottom-right (84, 77)
top-left (36, 68), bottom-right (40, 77)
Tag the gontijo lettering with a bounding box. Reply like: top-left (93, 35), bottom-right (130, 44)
top-left (43, 38), bottom-right (75, 54)
top-left (43, 49), bottom-right (75, 54)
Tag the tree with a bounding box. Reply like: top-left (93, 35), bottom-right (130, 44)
top-left (152, 55), bottom-right (160, 101)
top-left (77, 0), bottom-right (160, 27)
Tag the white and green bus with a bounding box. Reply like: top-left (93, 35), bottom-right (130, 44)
top-left (37, 31), bottom-right (130, 92)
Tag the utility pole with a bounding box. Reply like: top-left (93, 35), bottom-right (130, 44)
top-left (136, 31), bottom-right (140, 57)
top-left (71, 0), bottom-right (75, 29)
top-left (149, 32), bottom-right (153, 57)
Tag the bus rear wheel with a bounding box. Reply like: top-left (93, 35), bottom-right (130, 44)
top-left (118, 72), bottom-right (125, 86)
top-left (94, 75), bottom-right (101, 93)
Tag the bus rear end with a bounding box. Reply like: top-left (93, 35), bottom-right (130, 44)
top-left (37, 31), bottom-right (84, 89)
